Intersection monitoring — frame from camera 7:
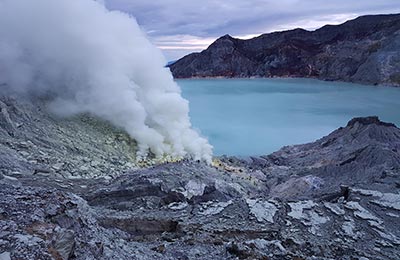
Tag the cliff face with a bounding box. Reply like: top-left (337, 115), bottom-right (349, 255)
top-left (169, 14), bottom-right (400, 86)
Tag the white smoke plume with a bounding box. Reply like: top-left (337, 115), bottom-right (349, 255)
top-left (0, 0), bottom-right (212, 162)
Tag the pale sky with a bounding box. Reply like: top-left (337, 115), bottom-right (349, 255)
top-left (104, 0), bottom-right (400, 61)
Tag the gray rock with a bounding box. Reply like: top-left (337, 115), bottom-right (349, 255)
top-left (246, 199), bottom-right (277, 223)
top-left (0, 96), bottom-right (400, 259)
top-left (0, 96), bottom-right (138, 179)
top-left (169, 14), bottom-right (400, 87)
top-left (53, 230), bottom-right (75, 260)
top-left (0, 252), bottom-right (10, 260)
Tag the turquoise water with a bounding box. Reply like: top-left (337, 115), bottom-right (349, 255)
top-left (177, 78), bottom-right (400, 156)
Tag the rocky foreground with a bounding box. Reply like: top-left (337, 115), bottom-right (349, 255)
top-left (169, 14), bottom-right (400, 86)
top-left (1, 97), bottom-right (400, 259)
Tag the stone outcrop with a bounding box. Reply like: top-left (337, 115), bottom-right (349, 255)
top-left (169, 14), bottom-right (400, 86)
top-left (0, 96), bottom-right (140, 179)
top-left (0, 97), bottom-right (400, 259)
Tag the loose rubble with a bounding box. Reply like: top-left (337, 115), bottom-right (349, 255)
top-left (0, 97), bottom-right (399, 259)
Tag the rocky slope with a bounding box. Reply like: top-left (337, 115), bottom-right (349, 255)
top-left (169, 14), bottom-right (400, 86)
top-left (1, 97), bottom-right (400, 259)
top-left (0, 96), bottom-right (144, 179)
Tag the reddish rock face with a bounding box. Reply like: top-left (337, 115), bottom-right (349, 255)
top-left (169, 14), bottom-right (400, 87)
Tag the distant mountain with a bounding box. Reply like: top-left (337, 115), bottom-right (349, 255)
top-left (166, 60), bottom-right (177, 66)
top-left (169, 14), bottom-right (400, 86)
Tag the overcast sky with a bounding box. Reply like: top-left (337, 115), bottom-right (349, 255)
top-left (104, 0), bottom-right (400, 60)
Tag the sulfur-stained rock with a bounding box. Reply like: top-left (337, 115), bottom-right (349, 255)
top-left (0, 96), bottom-right (400, 259)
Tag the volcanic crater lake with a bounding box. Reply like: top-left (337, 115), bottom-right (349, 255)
top-left (178, 78), bottom-right (400, 156)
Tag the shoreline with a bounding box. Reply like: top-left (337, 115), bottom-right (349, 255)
top-left (173, 75), bottom-right (400, 88)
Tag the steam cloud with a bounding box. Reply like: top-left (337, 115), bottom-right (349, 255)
top-left (0, 0), bottom-right (212, 162)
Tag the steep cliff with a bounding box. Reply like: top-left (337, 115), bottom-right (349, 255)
top-left (169, 14), bottom-right (400, 86)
